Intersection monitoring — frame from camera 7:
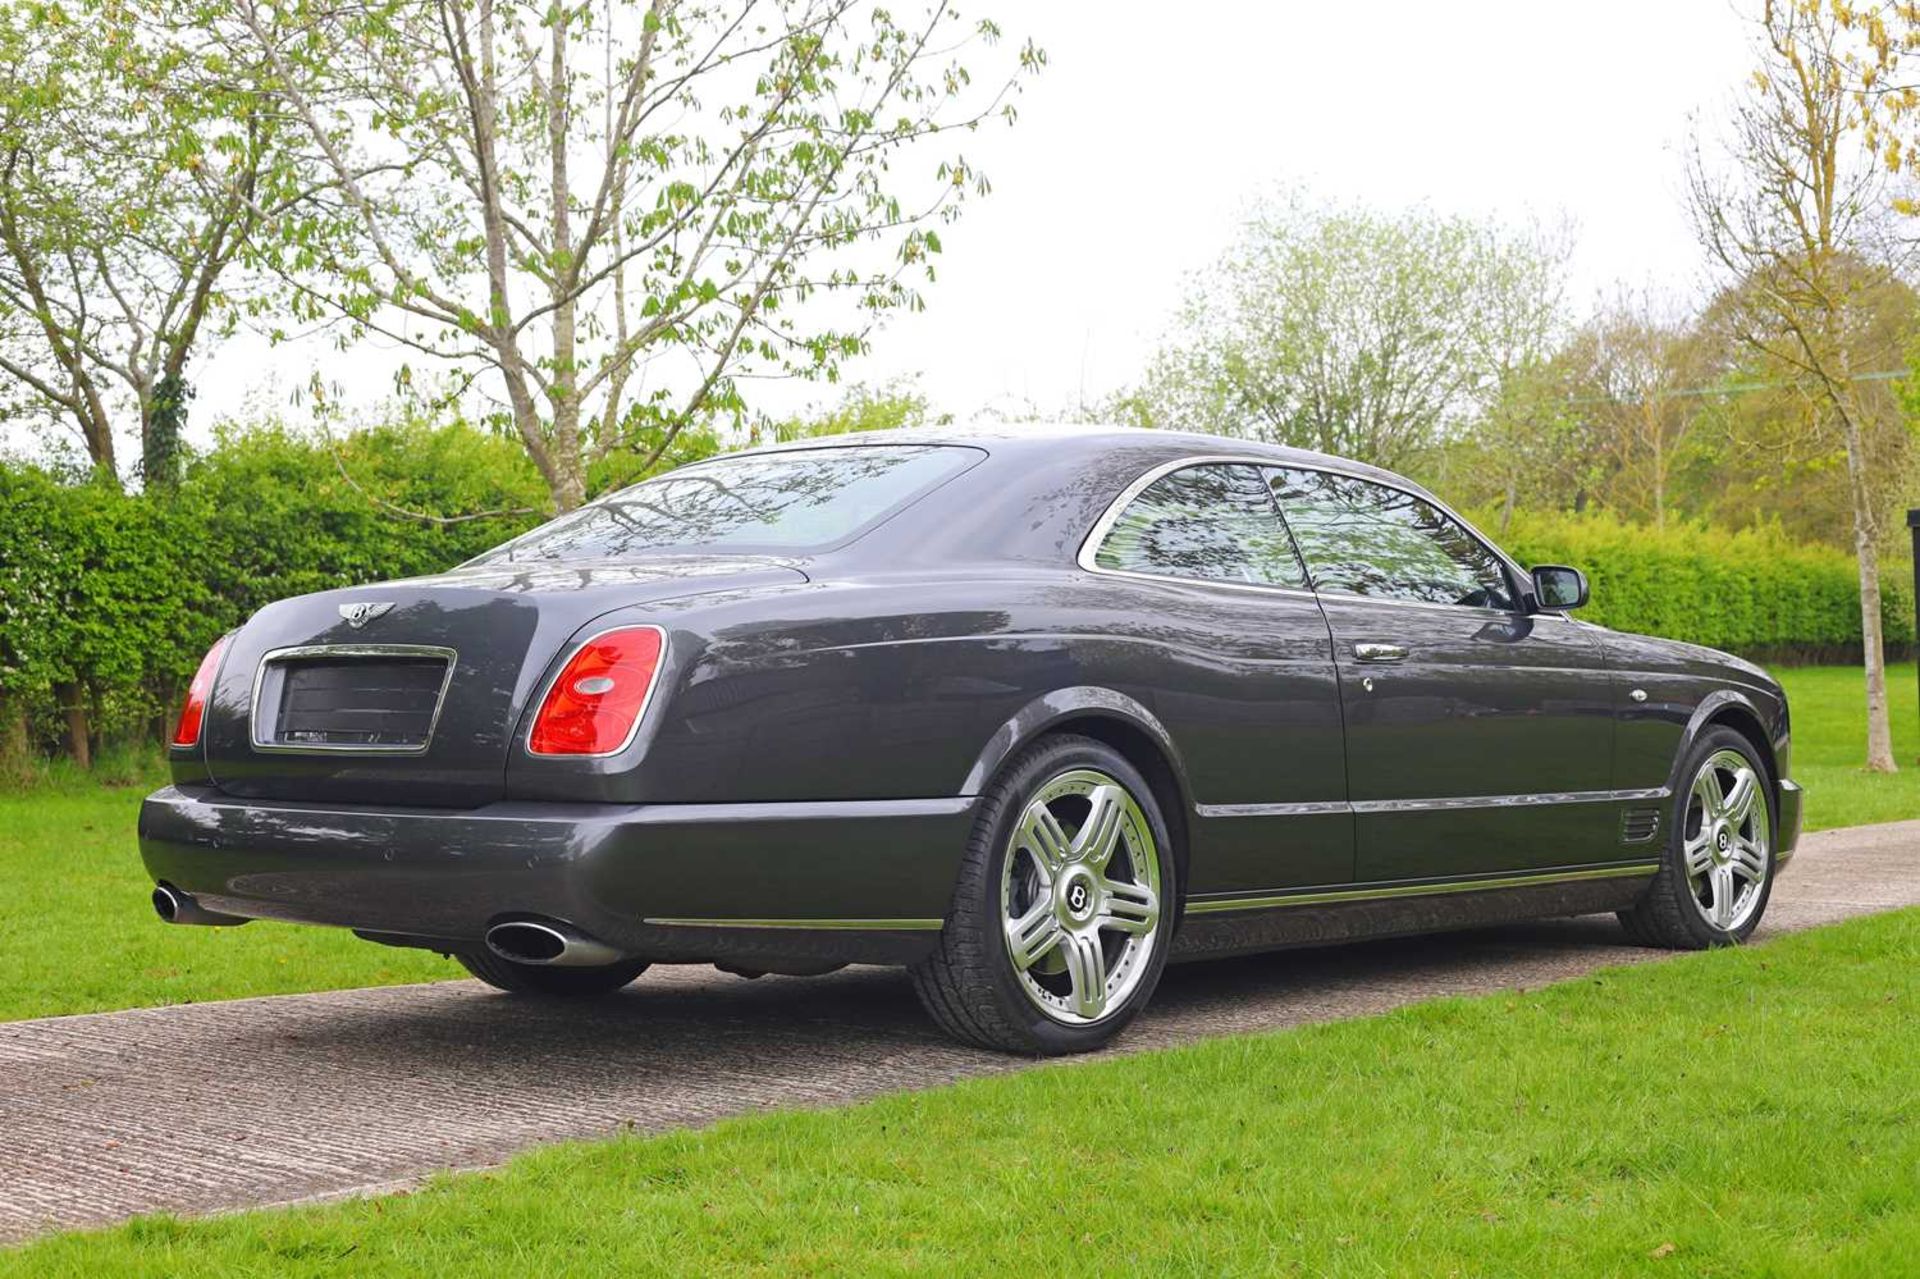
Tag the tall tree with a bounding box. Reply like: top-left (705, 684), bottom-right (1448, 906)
top-left (1688, 0), bottom-right (1908, 772)
top-left (1560, 291), bottom-right (1718, 530)
top-left (1128, 192), bottom-right (1568, 472)
top-left (0, 1), bottom-right (286, 484)
top-left (219, 0), bottom-right (1036, 511)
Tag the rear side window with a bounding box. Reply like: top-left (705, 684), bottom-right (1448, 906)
top-left (1092, 463), bottom-right (1307, 588)
top-left (477, 445), bottom-right (979, 561)
top-left (1266, 467), bottom-right (1514, 609)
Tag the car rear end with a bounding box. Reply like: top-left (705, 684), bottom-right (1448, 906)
top-left (139, 442), bottom-right (991, 969)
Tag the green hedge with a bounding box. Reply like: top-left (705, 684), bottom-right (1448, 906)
top-left (1493, 510), bottom-right (1914, 661)
top-left (1, 436), bottom-right (1906, 769)
top-left (0, 423), bottom-right (547, 764)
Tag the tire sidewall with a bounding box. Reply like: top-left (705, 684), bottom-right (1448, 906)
top-left (974, 738), bottom-right (1177, 1054)
top-left (1660, 726), bottom-right (1776, 946)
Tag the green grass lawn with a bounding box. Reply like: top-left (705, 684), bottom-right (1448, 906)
top-left (0, 663), bottom-right (1911, 1025)
top-left (0, 771), bottom-right (456, 1022)
top-left (1775, 663), bottom-right (1920, 831)
top-left (6, 905), bottom-right (1915, 1276)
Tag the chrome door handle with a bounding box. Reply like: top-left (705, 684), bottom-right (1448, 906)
top-left (1353, 642), bottom-right (1408, 664)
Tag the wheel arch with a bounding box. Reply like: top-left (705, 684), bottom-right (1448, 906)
top-left (962, 688), bottom-right (1194, 904)
top-left (1674, 689), bottom-right (1782, 803)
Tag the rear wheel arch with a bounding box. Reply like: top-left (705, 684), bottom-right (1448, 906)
top-left (1045, 716), bottom-right (1191, 911)
top-left (963, 691), bottom-right (1193, 908)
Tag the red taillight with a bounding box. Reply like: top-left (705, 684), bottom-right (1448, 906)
top-left (527, 625), bottom-right (666, 756)
top-left (172, 635), bottom-right (231, 748)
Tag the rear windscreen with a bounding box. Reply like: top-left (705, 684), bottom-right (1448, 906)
top-left (476, 444), bottom-right (980, 562)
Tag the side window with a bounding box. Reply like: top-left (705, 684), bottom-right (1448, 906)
top-left (1265, 467), bottom-right (1514, 609)
top-left (1093, 463), bottom-right (1308, 589)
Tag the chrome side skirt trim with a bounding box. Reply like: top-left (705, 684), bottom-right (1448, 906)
top-left (1353, 787), bottom-right (1669, 814)
top-left (642, 916), bottom-right (945, 931)
top-left (1185, 862), bottom-right (1661, 916)
top-left (1196, 800), bottom-right (1352, 819)
top-left (1196, 787), bottom-right (1669, 820)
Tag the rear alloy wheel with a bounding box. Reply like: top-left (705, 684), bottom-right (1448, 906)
top-left (455, 948), bottom-right (650, 997)
top-left (912, 735), bottom-right (1175, 1055)
top-left (1619, 726), bottom-right (1775, 949)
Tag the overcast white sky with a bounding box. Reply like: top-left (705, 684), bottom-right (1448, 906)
top-left (196, 0), bottom-right (1756, 434)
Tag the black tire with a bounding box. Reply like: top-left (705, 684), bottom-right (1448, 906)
top-left (455, 948), bottom-right (651, 997)
top-left (910, 734), bottom-right (1178, 1056)
top-left (1618, 725), bottom-right (1777, 949)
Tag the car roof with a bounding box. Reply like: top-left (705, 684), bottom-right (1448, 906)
top-left (733, 420), bottom-right (1424, 493)
top-left (686, 420), bottom-right (1495, 575)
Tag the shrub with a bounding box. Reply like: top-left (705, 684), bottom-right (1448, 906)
top-left (0, 421), bottom-right (545, 765)
top-left (1491, 510), bottom-right (1914, 661)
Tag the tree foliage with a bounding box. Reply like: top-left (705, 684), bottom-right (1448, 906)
top-left (0, 0), bottom-right (294, 482)
top-left (201, 0), bottom-right (1039, 510)
top-left (1688, 0), bottom-right (1914, 771)
top-left (1128, 193), bottom-right (1566, 472)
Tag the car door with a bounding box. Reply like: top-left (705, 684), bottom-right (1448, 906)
top-left (1264, 466), bottom-right (1617, 881)
top-left (1081, 460), bottom-right (1352, 896)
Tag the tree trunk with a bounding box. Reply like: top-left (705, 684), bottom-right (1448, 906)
top-left (1838, 407), bottom-right (1897, 773)
top-left (149, 680), bottom-right (178, 745)
top-left (53, 681), bottom-right (91, 770)
top-left (0, 690), bottom-right (29, 785)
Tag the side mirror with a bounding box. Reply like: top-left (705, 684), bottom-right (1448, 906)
top-left (1531, 565), bottom-right (1589, 612)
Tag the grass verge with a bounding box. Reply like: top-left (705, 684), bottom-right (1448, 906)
top-left (5, 907), bottom-right (1915, 1276)
top-left (1774, 662), bottom-right (1920, 830)
top-left (0, 771), bottom-right (454, 1022)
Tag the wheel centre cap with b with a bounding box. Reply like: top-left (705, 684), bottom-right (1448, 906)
top-left (1058, 868), bottom-right (1098, 923)
top-left (1714, 826), bottom-right (1732, 863)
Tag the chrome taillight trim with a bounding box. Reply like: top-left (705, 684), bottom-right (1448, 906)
top-left (521, 623), bottom-right (669, 760)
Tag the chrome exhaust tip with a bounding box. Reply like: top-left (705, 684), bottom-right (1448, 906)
top-left (484, 919), bottom-right (625, 968)
top-left (151, 883), bottom-right (248, 927)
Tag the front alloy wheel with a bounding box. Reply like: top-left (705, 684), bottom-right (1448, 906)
top-left (1681, 748), bottom-right (1771, 933)
top-left (912, 735), bottom-right (1176, 1055)
top-left (1619, 726), bottom-right (1776, 949)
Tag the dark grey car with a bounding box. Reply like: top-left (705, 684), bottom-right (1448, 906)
top-left (142, 425), bottom-right (1803, 1054)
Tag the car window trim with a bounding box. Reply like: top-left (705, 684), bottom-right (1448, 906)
top-left (1080, 452), bottom-right (1564, 620)
top-left (1076, 456), bottom-right (1315, 595)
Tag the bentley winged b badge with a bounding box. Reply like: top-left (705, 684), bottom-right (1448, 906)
top-left (338, 601), bottom-right (396, 630)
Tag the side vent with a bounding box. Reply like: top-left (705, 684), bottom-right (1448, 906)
top-left (1620, 808), bottom-right (1662, 845)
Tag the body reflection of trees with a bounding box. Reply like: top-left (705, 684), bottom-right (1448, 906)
top-left (478, 447), bottom-right (968, 563)
top-left (1269, 469), bottom-right (1514, 609)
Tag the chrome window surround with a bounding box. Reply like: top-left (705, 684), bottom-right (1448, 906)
top-left (521, 623), bottom-right (669, 760)
top-left (1077, 454), bottom-right (1557, 619)
top-left (250, 644), bottom-right (458, 756)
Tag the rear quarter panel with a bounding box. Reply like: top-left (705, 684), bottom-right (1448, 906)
top-left (509, 569), bottom-right (1352, 894)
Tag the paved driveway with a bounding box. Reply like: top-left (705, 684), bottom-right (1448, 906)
top-left (2, 820), bottom-right (1915, 1244)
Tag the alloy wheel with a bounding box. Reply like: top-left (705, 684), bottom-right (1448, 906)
top-left (1682, 748), bottom-right (1771, 933)
top-left (1000, 768), bottom-right (1163, 1024)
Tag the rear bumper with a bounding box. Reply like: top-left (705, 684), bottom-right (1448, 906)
top-left (1776, 778), bottom-right (1805, 870)
top-left (138, 785), bottom-right (975, 965)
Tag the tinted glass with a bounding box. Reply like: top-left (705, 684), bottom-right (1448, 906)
top-left (476, 445), bottom-right (976, 561)
top-left (1093, 464), bottom-right (1307, 588)
top-left (1266, 467), bottom-right (1514, 609)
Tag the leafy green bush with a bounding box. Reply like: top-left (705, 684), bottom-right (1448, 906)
top-left (1493, 510), bottom-right (1914, 659)
top-left (0, 421), bottom-right (545, 764)
top-left (1, 431), bottom-right (1906, 773)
